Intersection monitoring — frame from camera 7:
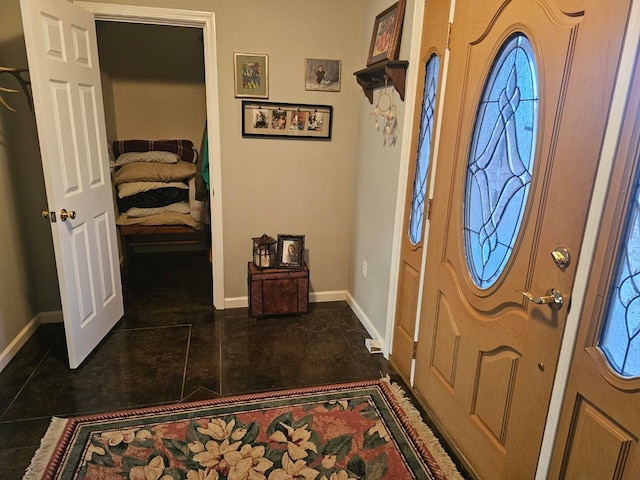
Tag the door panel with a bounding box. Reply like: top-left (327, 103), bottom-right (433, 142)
top-left (549, 40), bottom-right (640, 479)
top-left (412, 0), bottom-right (632, 478)
top-left (21, 0), bottom-right (123, 369)
top-left (391, 0), bottom-right (450, 381)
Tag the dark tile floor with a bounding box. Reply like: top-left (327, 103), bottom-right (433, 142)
top-left (0, 250), bottom-right (470, 479)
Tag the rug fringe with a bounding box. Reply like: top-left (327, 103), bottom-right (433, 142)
top-left (22, 416), bottom-right (67, 480)
top-left (381, 376), bottom-right (465, 480)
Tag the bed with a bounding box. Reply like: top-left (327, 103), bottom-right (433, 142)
top-left (110, 139), bottom-right (210, 263)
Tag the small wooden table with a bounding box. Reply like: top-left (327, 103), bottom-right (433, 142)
top-left (247, 262), bottom-right (309, 318)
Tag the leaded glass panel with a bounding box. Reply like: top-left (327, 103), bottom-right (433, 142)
top-left (464, 34), bottom-right (538, 289)
top-left (600, 171), bottom-right (640, 377)
top-left (409, 54), bottom-right (440, 245)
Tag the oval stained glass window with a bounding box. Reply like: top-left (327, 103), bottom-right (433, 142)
top-left (599, 171), bottom-right (640, 377)
top-left (464, 34), bottom-right (538, 289)
top-left (409, 54), bottom-right (440, 244)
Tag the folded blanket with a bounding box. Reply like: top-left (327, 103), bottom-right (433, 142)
top-left (117, 187), bottom-right (189, 212)
top-left (116, 212), bottom-right (205, 230)
top-left (125, 201), bottom-right (190, 218)
top-left (118, 181), bottom-right (188, 199)
top-left (111, 139), bottom-right (198, 163)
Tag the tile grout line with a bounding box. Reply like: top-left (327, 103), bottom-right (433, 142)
top-left (0, 332), bottom-right (63, 423)
top-left (179, 324), bottom-right (192, 402)
top-left (219, 318), bottom-right (224, 396)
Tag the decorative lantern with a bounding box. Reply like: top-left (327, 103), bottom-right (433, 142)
top-left (252, 233), bottom-right (277, 269)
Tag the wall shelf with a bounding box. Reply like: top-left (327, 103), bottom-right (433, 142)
top-left (354, 60), bottom-right (409, 104)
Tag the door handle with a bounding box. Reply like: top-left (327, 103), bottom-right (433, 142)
top-left (519, 288), bottom-right (563, 310)
top-left (59, 208), bottom-right (76, 221)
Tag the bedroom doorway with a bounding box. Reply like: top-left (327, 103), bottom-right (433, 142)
top-left (76, 2), bottom-right (225, 309)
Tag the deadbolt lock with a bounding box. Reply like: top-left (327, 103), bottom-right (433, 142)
top-left (551, 247), bottom-right (570, 269)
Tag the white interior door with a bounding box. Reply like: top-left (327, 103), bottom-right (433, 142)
top-left (21, 0), bottom-right (124, 369)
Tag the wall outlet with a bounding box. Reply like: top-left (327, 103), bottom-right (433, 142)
top-left (362, 260), bottom-right (367, 278)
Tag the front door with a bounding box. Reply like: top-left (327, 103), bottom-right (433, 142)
top-left (412, 0), bottom-right (633, 478)
top-left (391, 0), bottom-right (450, 382)
top-left (21, 0), bottom-right (123, 369)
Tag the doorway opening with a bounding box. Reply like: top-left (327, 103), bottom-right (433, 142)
top-left (76, 2), bottom-right (225, 309)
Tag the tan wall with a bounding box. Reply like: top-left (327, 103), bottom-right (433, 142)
top-left (0, 0), bottom-right (61, 356)
top-left (85, 0), bottom-right (369, 300)
top-left (96, 22), bottom-right (207, 145)
top-left (0, 0), bottom-right (412, 359)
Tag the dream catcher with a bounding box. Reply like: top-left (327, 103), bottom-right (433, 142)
top-left (371, 76), bottom-right (397, 146)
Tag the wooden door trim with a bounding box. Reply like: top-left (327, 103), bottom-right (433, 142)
top-left (76, 1), bottom-right (226, 308)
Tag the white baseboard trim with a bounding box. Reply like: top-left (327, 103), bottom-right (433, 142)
top-left (0, 310), bottom-right (63, 373)
top-left (310, 290), bottom-right (347, 303)
top-left (224, 290), bottom-right (348, 310)
top-left (39, 310), bottom-right (63, 324)
top-left (346, 292), bottom-right (388, 359)
top-left (224, 296), bottom-right (247, 309)
top-left (0, 317), bottom-right (38, 373)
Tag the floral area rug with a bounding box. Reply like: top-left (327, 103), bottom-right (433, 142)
top-left (24, 379), bottom-right (463, 480)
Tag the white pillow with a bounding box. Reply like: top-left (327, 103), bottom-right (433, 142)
top-left (115, 150), bottom-right (180, 166)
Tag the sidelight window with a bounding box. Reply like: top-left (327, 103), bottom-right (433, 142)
top-left (409, 54), bottom-right (440, 245)
top-left (600, 171), bottom-right (640, 377)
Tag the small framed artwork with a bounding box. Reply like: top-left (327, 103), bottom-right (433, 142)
top-left (242, 101), bottom-right (333, 140)
top-left (277, 234), bottom-right (305, 269)
top-left (233, 53), bottom-right (269, 98)
top-left (366, 0), bottom-right (407, 66)
top-left (305, 59), bottom-right (342, 92)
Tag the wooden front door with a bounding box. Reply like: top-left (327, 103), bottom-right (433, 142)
top-left (548, 34), bottom-right (640, 479)
top-left (411, 0), bottom-right (633, 478)
top-left (391, 0), bottom-right (450, 381)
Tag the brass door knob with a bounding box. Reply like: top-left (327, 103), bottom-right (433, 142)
top-left (59, 209), bottom-right (76, 221)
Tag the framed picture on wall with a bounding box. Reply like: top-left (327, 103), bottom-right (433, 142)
top-left (366, 0), bottom-right (407, 66)
top-left (233, 52), bottom-right (269, 98)
top-left (305, 58), bottom-right (342, 92)
top-left (242, 101), bottom-right (333, 140)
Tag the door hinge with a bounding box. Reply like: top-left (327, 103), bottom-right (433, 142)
top-left (446, 22), bottom-right (453, 50)
top-left (426, 198), bottom-right (433, 220)
top-left (412, 342), bottom-right (418, 359)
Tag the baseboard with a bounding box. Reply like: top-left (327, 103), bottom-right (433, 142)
top-left (0, 310), bottom-right (63, 373)
top-left (224, 296), bottom-right (248, 309)
top-left (310, 290), bottom-right (347, 303)
top-left (346, 292), bottom-right (388, 359)
top-left (224, 290), bottom-right (348, 310)
top-left (0, 317), bottom-right (38, 373)
top-left (39, 310), bottom-right (63, 323)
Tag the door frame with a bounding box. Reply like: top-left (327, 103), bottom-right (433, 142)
top-left (75, 1), bottom-right (225, 308)
top-left (385, 0), bottom-right (456, 381)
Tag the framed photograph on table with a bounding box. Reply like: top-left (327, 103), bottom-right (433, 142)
top-left (277, 234), bottom-right (305, 269)
top-left (233, 53), bottom-right (269, 98)
top-left (366, 0), bottom-right (407, 66)
top-left (305, 58), bottom-right (342, 92)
